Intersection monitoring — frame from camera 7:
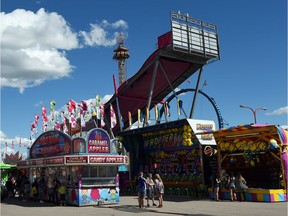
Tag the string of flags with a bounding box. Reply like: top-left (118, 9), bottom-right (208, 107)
top-left (28, 94), bottom-right (185, 140)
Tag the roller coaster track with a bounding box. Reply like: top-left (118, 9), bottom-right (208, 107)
top-left (159, 88), bottom-right (225, 129)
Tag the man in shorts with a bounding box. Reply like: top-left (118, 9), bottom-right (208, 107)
top-left (137, 172), bottom-right (146, 209)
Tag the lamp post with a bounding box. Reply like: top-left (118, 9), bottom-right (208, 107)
top-left (239, 105), bottom-right (267, 124)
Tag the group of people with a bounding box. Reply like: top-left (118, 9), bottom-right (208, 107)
top-left (212, 172), bottom-right (248, 202)
top-left (136, 172), bottom-right (164, 209)
top-left (2, 174), bottom-right (67, 206)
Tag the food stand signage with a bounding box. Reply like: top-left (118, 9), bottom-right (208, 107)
top-left (87, 128), bottom-right (110, 153)
top-left (89, 156), bottom-right (128, 164)
top-left (45, 156), bottom-right (65, 165)
top-left (65, 156), bottom-right (88, 164)
top-left (187, 119), bottom-right (216, 145)
top-left (30, 131), bottom-right (72, 158)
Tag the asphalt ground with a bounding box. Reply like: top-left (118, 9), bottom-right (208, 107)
top-left (1, 195), bottom-right (287, 216)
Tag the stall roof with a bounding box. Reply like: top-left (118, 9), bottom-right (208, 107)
top-left (196, 124), bottom-right (288, 146)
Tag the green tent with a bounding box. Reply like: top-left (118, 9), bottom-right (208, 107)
top-left (0, 163), bottom-right (16, 169)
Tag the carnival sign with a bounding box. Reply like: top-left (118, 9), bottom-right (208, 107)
top-left (87, 128), bottom-right (110, 154)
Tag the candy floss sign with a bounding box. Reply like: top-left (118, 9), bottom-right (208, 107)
top-left (87, 129), bottom-right (110, 153)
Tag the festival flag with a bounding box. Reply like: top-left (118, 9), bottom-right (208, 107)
top-left (110, 104), bottom-right (117, 128)
top-left (165, 102), bottom-right (170, 117)
top-left (90, 102), bottom-right (97, 117)
top-left (179, 100), bottom-right (183, 113)
top-left (145, 107), bottom-right (150, 122)
top-left (81, 100), bottom-right (88, 111)
top-left (19, 138), bottom-right (21, 148)
top-left (154, 104), bottom-right (159, 121)
top-left (61, 111), bottom-right (69, 134)
top-left (128, 111), bottom-right (132, 126)
top-left (30, 121), bottom-right (36, 139)
top-left (177, 99), bottom-right (180, 115)
top-left (80, 113), bottom-right (86, 128)
top-left (95, 94), bottom-right (101, 107)
top-left (95, 95), bottom-right (102, 120)
top-left (68, 100), bottom-right (77, 114)
top-left (50, 100), bottom-right (56, 121)
top-left (35, 114), bottom-right (40, 125)
top-left (54, 122), bottom-right (62, 130)
top-left (12, 141), bottom-right (14, 150)
top-left (100, 103), bottom-right (105, 127)
top-left (137, 109), bottom-right (141, 124)
top-left (42, 106), bottom-right (47, 117)
top-left (69, 113), bottom-right (77, 128)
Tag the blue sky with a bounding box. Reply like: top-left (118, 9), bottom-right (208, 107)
top-left (1, 0), bottom-right (287, 159)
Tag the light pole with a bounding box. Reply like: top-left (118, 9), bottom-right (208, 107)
top-left (239, 105), bottom-right (267, 124)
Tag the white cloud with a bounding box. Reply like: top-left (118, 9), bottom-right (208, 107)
top-left (266, 106), bottom-right (288, 116)
top-left (1, 8), bottom-right (128, 93)
top-left (0, 8), bottom-right (78, 93)
top-left (79, 20), bottom-right (128, 47)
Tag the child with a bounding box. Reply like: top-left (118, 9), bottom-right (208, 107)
top-left (59, 183), bottom-right (66, 206)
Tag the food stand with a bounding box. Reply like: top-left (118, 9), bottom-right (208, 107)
top-left (202, 124), bottom-right (288, 202)
top-left (17, 128), bottom-right (129, 206)
top-left (118, 118), bottom-right (218, 198)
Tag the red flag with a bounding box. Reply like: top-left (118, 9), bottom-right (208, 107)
top-left (69, 113), bottom-right (77, 128)
top-left (35, 114), bottom-right (40, 125)
top-left (81, 101), bottom-right (88, 111)
top-left (42, 106), bottom-right (47, 117)
top-left (68, 100), bottom-right (77, 113)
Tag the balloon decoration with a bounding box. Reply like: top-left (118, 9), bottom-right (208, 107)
top-left (269, 139), bottom-right (279, 150)
top-left (182, 125), bottom-right (193, 146)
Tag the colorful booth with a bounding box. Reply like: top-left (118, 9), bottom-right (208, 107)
top-left (202, 124), bottom-right (288, 202)
top-left (17, 128), bottom-right (129, 206)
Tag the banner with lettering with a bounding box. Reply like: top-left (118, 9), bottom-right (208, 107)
top-left (87, 128), bottom-right (111, 154)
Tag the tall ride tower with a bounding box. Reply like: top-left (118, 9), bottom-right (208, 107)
top-left (113, 34), bottom-right (129, 85)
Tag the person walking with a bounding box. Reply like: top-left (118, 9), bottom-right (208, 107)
top-left (137, 172), bottom-right (147, 209)
top-left (146, 173), bottom-right (157, 207)
top-left (154, 174), bottom-right (164, 208)
top-left (235, 173), bottom-right (248, 202)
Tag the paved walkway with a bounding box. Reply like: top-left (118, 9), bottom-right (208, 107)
top-left (1, 195), bottom-right (287, 216)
